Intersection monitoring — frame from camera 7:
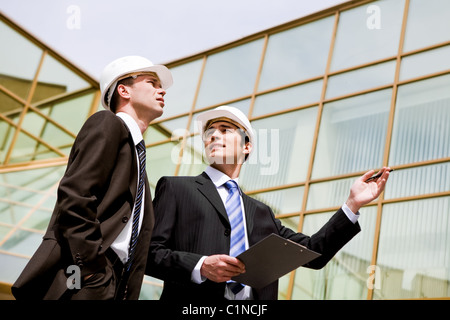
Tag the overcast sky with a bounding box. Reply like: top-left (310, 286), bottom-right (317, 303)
top-left (1, 0), bottom-right (348, 80)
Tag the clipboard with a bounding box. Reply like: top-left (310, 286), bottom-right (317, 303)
top-left (231, 233), bottom-right (321, 289)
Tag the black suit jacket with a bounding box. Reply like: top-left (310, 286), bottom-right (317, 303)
top-left (12, 110), bottom-right (154, 300)
top-left (147, 172), bottom-right (360, 300)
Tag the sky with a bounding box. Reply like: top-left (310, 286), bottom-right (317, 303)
top-left (1, 0), bottom-right (348, 80)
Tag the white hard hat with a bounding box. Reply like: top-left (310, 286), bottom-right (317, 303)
top-left (196, 105), bottom-right (255, 156)
top-left (99, 55), bottom-right (173, 109)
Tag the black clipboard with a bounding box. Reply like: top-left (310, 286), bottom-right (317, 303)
top-left (231, 233), bottom-right (321, 289)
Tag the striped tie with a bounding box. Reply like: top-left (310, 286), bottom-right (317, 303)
top-left (126, 140), bottom-right (146, 271)
top-left (224, 180), bottom-right (245, 294)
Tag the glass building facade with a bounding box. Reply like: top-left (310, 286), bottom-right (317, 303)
top-left (1, 0), bottom-right (450, 300)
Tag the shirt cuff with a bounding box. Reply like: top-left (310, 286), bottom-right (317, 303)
top-left (191, 256), bottom-right (208, 284)
top-left (342, 203), bottom-right (360, 224)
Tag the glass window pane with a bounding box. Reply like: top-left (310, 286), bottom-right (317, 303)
top-left (44, 91), bottom-right (94, 134)
top-left (252, 80), bottom-right (322, 117)
top-left (376, 197), bottom-right (450, 299)
top-left (312, 90), bottom-right (391, 179)
top-left (147, 142), bottom-right (179, 188)
top-left (389, 74), bottom-right (450, 166)
top-left (331, 0), bottom-right (405, 71)
top-left (384, 163), bottom-right (450, 200)
top-left (403, 0), bottom-right (450, 52)
top-left (0, 253), bottom-right (29, 284)
top-left (240, 107), bottom-right (318, 191)
top-left (0, 229), bottom-right (43, 256)
top-left (0, 20), bottom-right (43, 100)
top-left (249, 187), bottom-right (304, 215)
top-left (162, 59), bottom-right (203, 119)
top-left (292, 208), bottom-right (377, 299)
top-left (177, 135), bottom-right (207, 177)
top-left (33, 54), bottom-right (90, 103)
top-left (326, 60), bottom-right (396, 99)
top-left (399, 45), bottom-right (450, 81)
top-left (195, 39), bottom-right (264, 109)
top-left (307, 177), bottom-right (355, 211)
top-left (259, 16), bottom-right (334, 91)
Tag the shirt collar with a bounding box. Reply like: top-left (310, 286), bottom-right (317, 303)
top-left (116, 112), bottom-right (144, 146)
top-left (205, 166), bottom-right (240, 191)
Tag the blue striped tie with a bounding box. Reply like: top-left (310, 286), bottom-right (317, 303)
top-left (126, 140), bottom-right (146, 271)
top-left (224, 180), bottom-right (245, 294)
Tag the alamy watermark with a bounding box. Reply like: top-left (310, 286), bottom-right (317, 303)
top-left (66, 5), bottom-right (81, 30)
top-left (366, 4), bottom-right (381, 30)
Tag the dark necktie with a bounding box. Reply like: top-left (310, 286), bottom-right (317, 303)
top-left (224, 180), bottom-right (245, 294)
top-left (126, 140), bottom-right (146, 271)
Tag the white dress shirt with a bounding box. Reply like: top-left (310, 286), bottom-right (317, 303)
top-left (110, 112), bottom-right (145, 264)
top-left (191, 165), bottom-right (360, 300)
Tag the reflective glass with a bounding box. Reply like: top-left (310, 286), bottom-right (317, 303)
top-left (307, 177), bottom-right (355, 211)
top-left (399, 45), bottom-right (450, 81)
top-left (240, 107), bottom-right (318, 191)
top-left (326, 60), bottom-right (396, 99)
top-left (252, 80), bottom-right (322, 117)
top-left (33, 53), bottom-right (89, 103)
top-left (375, 197), bottom-right (450, 299)
top-left (331, 0), bottom-right (405, 71)
top-left (147, 142), bottom-right (179, 188)
top-left (312, 89), bottom-right (391, 179)
top-left (177, 135), bottom-right (208, 177)
top-left (40, 91), bottom-right (95, 135)
top-left (195, 39), bottom-right (264, 109)
top-left (0, 89), bottom-right (25, 114)
top-left (384, 163), bottom-right (450, 200)
top-left (259, 16), bottom-right (334, 91)
top-left (0, 253), bottom-right (29, 284)
top-left (292, 207), bottom-right (377, 299)
top-left (403, 0), bottom-right (450, 52)
top-left (249, 187), bottom-right (304, 215)
top-left (0, 229), bottom-right (42, 256)
top-left (389, 74), bottom-right (450, 166)
top-left (0, 120), bottom-right (16, 165)
top-left (0, 20), bottom-right (43, 100)
top-left (139, 276), bottom-right (163, 300)
top-left (162, 59), bottom-right (203, 119)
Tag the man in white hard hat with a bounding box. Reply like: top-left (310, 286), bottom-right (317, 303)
top-left (147, 105), bottom-right (391, 300)
top-left (12, 56), bottom-right (172, 300)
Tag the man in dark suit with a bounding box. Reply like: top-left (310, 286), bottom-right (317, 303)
top-left (12, 56), bottom-right (172, 300)
top-left (147, 105), bottom-right (391, 300)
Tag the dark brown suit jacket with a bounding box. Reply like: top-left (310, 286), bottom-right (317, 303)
top-left (147, 172), bottom-right (361, 300)
top-left (12, 110), bottom-right (154, 300)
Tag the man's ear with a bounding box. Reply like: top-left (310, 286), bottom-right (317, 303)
top-left (243, 141), bottom-right (252, 159)
top-left (117, 84), bottom-right (131, 99)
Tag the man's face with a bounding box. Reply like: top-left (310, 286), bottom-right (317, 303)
top-left (127, 73), bottom-right (166, 118)
top-left (203, 120), bottom-right (250, 165)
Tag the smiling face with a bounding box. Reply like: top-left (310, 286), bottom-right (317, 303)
top-left (203, 120), bottom-right (251, 166)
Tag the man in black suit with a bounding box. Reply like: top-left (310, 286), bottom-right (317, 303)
top-left (147, 105), bottom-right (391, 300)
top-left (12, 56), bottom-right (172, 300)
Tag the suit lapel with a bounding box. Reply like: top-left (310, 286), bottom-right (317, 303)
top-left (241, 192), bottom-right (256, 240)
top-left (196, 172), bottom-right (229, 225)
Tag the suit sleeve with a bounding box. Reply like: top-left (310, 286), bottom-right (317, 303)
top-left (146, 177), bottom-right (203, 282)
top-left (56, 111), bottom-right (128, 277)
top-left (272, 207), bottom-right (361, 270)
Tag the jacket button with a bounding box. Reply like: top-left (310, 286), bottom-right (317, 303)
top-left (224, 229), bottom-right (231, 236)
top-left (122, 216), bottom-right (129, 223)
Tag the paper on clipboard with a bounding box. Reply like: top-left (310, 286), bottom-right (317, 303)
top-left (231, 233), bottom-right (321, 289)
